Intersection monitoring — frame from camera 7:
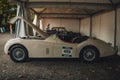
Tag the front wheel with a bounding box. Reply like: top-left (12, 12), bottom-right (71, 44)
top-left (10, 45), bottom-right (28, 62)
top-left (80, 46), bottom-right (99, 62)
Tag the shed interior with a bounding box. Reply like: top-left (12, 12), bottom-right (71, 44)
top-left (11, 0), bottom-right (120, 54)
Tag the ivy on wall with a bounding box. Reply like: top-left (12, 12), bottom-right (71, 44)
top-left (0, 0), bottom-right (16, 29)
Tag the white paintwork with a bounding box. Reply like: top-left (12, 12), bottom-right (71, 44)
top-left (4, 34), bottom-right (115, 58)
top-left (6, 16), bottom-right (115, 59)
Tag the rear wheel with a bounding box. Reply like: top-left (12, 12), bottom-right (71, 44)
top-left (80, 46), bottom-right (99, 62)
top-left (10, 45), bottom-right (28, 62)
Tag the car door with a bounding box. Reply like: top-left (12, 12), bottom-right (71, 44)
top-left (53, 38), bottom-right (77, 58)
top-left (23, 39), bottom-right (54, 58)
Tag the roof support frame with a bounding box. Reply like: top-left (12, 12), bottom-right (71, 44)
top-left (24, 1), bottom-right (115, 19)
top-left (109, 0), bottom-right (114, 5)
top-left (114, 7), bottom-right (117, 50)
top-left (17, 1), bottom-right (117, 19)
top-left (30, 8), bottom-right (39, 14)
top-left (90, 16), bottom-right (93, 37)
top-left (83, 9), bottom-right (93, 37)
top-left (26, 2), bottom-right (113, 9)
top-left (39, 13), bottom-right (89, 19)
top-left (109, 0), bottom-right (118, 50)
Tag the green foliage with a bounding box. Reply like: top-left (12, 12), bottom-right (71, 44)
top-left (0, 0), bottom-right (16, 25)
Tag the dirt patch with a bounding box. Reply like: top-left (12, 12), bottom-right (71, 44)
top-left (0, 33), bottom-right (120, 80)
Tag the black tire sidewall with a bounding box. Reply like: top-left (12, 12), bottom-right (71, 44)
top-left (10, 45), bottom-right (28, 62)
top-left (80, 47), bottom-right (99, 62)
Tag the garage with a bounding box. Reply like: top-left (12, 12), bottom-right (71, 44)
top-left (0, 0), bottom-right (120, 79)
top-left (11, 0), bottom-right (120, 52)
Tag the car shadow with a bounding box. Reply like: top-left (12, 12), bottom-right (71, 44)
top-left (26, 55), bottom-right (120, 64)
top-left (97, 55), bottom-right (120, 63)
top-left (28, 58), bottom-right (81, 62)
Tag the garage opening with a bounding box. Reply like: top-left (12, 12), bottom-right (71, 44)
top-left (10, 0), bottom-right (120, 54)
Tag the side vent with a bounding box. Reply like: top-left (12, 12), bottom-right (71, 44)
top-left (46, 48), bottom-right (49, 55)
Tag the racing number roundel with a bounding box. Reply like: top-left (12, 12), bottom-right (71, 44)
top-left (62, 47), bottom-right (73, 57)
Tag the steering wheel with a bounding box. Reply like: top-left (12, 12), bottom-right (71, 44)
top-left (58, 30), bottom-right (67, 36)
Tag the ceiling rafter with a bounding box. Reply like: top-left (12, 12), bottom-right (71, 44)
top-left (109, 0), bottom-right (120, 8)
top-left (26, 2), bottom-right (114, 19)
top-left (39, 13), bottom-right (88, 19)
top-left (40, 13), bottom-right (89, 17)
top-left (30, 8), bottom-right (39, 14)
top-left (116, 2), bottom-right (120, 7)
top-left (109, 0), bottom-right (114, 5)
top-left (10, 0), bottom-right (120, 19)
top-left (26, 2), bottom-right (113, 9)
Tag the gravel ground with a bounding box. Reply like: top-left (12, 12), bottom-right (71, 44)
top-left (0, 33), bottom-right (120, 80)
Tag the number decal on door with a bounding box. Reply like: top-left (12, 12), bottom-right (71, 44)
top-left (62, 47), bottom-right (73, 57)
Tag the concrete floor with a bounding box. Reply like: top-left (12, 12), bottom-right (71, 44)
top-left (0, 33), bottom-right (120, 80)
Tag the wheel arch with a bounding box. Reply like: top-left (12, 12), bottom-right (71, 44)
top-left (8, 44), bottom-right (28, 56)
top-left (79, 45), bottom-right (100, 57)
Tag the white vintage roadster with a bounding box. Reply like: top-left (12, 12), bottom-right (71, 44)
top-left (4, 16), bottom-right (115, 62)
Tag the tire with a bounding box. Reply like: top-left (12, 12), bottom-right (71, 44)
top-left (9, 45), bottom-right (28, 62)
top-left (80, 46), bottom-right (99, 62)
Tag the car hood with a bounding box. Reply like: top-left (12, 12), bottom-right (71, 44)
top-left (9, 16), bottom-right (49, 38)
